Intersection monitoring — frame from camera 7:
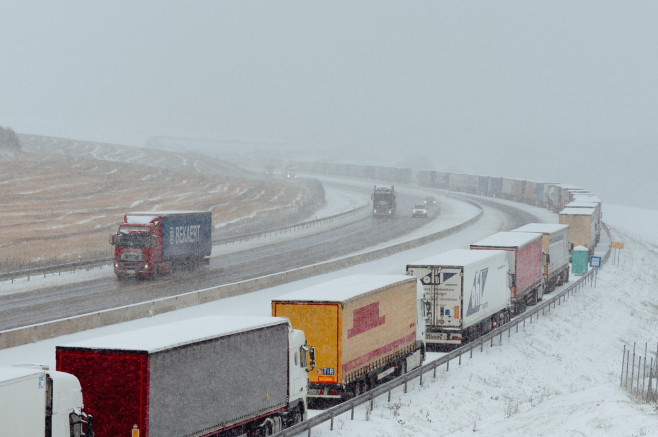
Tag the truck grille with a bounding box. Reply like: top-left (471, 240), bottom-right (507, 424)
top-left (119, 253), bottom-right (144, 261)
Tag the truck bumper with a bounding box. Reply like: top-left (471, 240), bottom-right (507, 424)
top-left (308, 385), bottom-right (343, 399)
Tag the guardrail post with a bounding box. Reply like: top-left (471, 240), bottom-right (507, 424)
top-left (621, 345), bottom-right (626, 386)
top-left (419, 371), bottom-right (423, 386)
top-left (387, 390), bottom-right (391, 402)
top-left (351, 402), bottom-right (355, 420)
top-left (330, 411), bottom-right (334, 430)
top-left (459, 351), bottom-right (462, 365)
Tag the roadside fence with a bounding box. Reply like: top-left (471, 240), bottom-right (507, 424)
top-left (621, 342), bottom-right (658, 404)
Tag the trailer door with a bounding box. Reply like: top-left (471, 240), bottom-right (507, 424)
top-left (408, 266), bottom-right (462, 328)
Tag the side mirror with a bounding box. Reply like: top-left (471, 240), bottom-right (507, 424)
top-left (109, 234), bottom-right (116, 245)
top-left (307, 346), bottom-right (316, 372)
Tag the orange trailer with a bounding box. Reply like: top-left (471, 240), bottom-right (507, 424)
top-left (272, 274), bottom-right (425, 401)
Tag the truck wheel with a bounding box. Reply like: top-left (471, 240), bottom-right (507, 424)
top-left (353, 380), bottom-right (366, 397)
top-left (291, 408), bottom-right (303, 425)
top-left (367, 375), bottom-right (377, 390)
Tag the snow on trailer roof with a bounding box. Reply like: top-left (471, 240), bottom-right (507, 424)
top-left (559, 207), bottom-right (595, 216)
top-left (407, 249), bottom-right (507, 267)
top-left (567, 201), bottom-right (601, 208)
top-left (58, 316), bottom-right (288, 353)
top-left (512, 223), bottom-right (568, 234)
top-left (470, 231), bottom-right (540, 248)
top-left (273, 274), bottom-right (414, 303)
top-left (0, 366), bottom-right (44, 383)
top-left (128, 211), bottom-right (208, 215)
top-left (125, 211), bottom-right (210, 224)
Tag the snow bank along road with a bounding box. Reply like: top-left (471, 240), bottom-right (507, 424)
top-left (0, 175), bottom-right (549, 347)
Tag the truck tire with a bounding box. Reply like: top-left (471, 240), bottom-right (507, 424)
top-left (290, 407), bottom-right (303, 426)
top-left (353, 379), bottom-right (366, 397)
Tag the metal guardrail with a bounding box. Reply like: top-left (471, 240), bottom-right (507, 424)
top-left (0, 205), bottom-right (369, 283)
top-left (274, 224), bottom-right (613, 437)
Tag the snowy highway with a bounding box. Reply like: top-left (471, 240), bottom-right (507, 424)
top-left (0, 177), bottom-right (547, 334)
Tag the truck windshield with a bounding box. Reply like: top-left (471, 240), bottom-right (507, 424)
top-left (115, 227), bottom-right (152, 248)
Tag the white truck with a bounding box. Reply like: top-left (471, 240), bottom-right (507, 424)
top-left (406, 249), bottom-right (511, 349)
top-left (0, 365), bottom-right (93, 437)
top-left (512, 223), bottom-right (570, 293)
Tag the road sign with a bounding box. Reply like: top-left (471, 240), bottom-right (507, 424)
top-left (611, 242), bottom-right (625, 249)
top-left (589, 256), bottom-right (602, 268)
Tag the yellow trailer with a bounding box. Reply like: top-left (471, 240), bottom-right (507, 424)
top-left (272, 274), bottom-right (425, 400)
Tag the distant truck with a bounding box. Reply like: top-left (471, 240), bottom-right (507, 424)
top-left (559, 207), bottom-right (597, 255)
top-left (0, 365), bottom-right (94, 437)
top-left (512, 223), bottom-right (570, 293)
top-left (56, 316), bottom-right (313, 437)
top-left (371, 185), bottom-right (396, 217)
top-left (470, 231), bottom-right (544, 314)
top-left (110, 210), bottom-right (212, 279)
top-left (406, 249), bottom-right (511, 349)
top-left (272, 274), bottom-right (425, 401)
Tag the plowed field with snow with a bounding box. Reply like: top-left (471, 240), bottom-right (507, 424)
top-left (0, 136), bottom-right (321, 270)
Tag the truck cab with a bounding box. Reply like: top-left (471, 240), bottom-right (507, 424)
top-left (0, 365), bottom-right (94, 437)
top-left (111, 221), bottom-right (162, 278)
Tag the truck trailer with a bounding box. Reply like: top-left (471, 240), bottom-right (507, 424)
top-left (272, 274), bottom-right (425, 401)
top-left (56, 316), bottom-right (312, 437)
top-left (0, 365), bottom-right (93, 437)
top-left (470, 231), bottom-right (544, 314)
top-left (512, 223), bottom-right (570, 293)
top-left (371, 185), bottom-right (396, 217)
top-left (559, 207), bottom-right (597, 255)
top-left (566, 198), bottom-right (602, 244)
top-left (406, 249), bottom-right (511, 348)
top-left (110, 210), bottom-right (212, 279)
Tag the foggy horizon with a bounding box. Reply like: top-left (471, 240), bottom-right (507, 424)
top-left (1, 2), bottom-right (656, 208)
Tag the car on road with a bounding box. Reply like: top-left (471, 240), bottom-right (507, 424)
top-left (411, 204), bottom-right (428, 218)
top-left (424, 196), bottom-right (437, 207)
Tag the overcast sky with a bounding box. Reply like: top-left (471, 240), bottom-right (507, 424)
top-left (1, 2), bottom-right (656, 208)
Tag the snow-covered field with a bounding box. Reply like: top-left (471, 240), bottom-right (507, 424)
top-left (0, 197), bottom-right (656, 436)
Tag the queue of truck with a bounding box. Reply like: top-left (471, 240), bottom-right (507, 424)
top-left (3, 182), bottom-right (602, 436)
